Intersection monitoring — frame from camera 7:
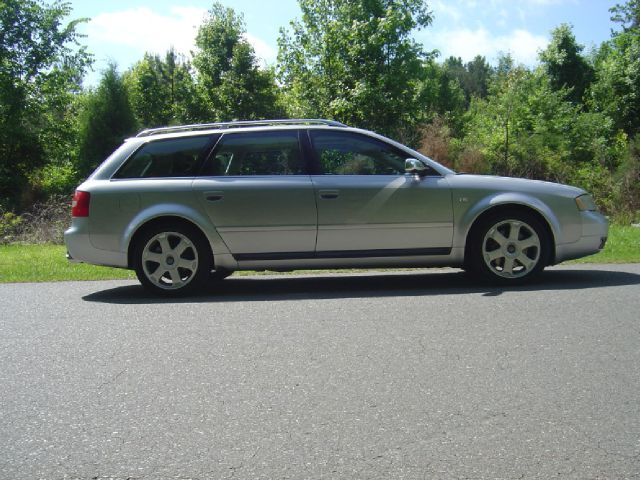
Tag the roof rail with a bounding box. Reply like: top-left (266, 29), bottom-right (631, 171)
top-left (135, 119), bottom-right (348, 137)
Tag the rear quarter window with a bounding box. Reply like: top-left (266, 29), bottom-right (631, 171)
top-left (113, 136), bottom-right (212, 179)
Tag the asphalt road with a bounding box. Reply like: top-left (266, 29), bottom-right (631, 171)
top-left (1, 264), bottom-right (639, 480)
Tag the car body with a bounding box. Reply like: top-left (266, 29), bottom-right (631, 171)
top-left (64, 119), bottom-right (608, 295)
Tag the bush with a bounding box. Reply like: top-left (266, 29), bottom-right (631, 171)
top-left (0, 195), bottom-right (70, 245)
top-left (613, 134), bottom-right (640, 223)
top-left (568, 163), bottom-right (616, 216)
top-left (455, 145), bottom-right (490, 174)
top-left (0, 211), bottom-right (24, 243)
top-left (28, 161), bottom-right (78, 199)
top-left (417, 117), bottom-right (454, 168)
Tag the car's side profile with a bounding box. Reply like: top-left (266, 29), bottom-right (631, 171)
top-left (64, 119), bottom-right (608, 295)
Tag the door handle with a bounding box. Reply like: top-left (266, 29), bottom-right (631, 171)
top-left (204, 191), bottom-right (224, 202)
top-left (319, 190), bottom-right (339, 199)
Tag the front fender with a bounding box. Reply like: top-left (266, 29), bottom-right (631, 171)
top-left (454, 192), bottom-right (563, 249)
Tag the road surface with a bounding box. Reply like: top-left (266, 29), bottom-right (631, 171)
top-left (1, 264), bottom-right (639, 479)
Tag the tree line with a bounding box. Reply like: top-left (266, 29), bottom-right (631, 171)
top-left (1, 0), bottom-right (638, 223)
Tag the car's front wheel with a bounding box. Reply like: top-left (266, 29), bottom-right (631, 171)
top-left (133, 223), bottom-right (212, 296)
top-left (468, 211), bottom-right (550, 284)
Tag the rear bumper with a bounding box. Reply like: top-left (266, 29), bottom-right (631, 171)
top-left (66, 250), bottom-right (79, 263)
top-left (64, 219), bottom-right (128, 268)
top-left (555, 210), bottom-right (608, 263)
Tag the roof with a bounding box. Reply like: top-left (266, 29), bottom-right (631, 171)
top-left (135, 119), bottom-right (348, 138)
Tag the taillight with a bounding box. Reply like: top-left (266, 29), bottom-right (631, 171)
top-left (71, 190), bottom-right (90, 217)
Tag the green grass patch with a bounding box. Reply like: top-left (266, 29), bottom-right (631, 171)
top-left (0, 244), bottom-right (135, 283)
top-left (0, 225), bottom-right (638, 283)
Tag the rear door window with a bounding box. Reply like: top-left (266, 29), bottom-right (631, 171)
top-left (201, 130), bottom-right (304, 176)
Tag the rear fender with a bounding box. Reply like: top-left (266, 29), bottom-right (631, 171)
top-left (121, 203), bottom-right (236, 269)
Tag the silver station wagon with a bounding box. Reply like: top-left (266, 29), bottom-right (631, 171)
top-left (65, 119), bottom-right (608, 295)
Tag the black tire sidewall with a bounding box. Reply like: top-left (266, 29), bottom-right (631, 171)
top-left (133, 223), bottom-right (212, 296)
top-left (469, 211), bottom-right (550, 285)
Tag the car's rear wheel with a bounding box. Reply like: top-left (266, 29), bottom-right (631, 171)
top-left (133, 223), bottom-right (212, 296)
top-left (469, 211), bottom-right (549, 284)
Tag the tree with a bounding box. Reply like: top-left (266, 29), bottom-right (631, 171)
top-left (277, 0), bottom-right (433, 139)
top-left (442, 55), bottom-right (491, 106)
top-left (462, 67), bottom-right (618, 188)
top-left (192, 3), bottom-right (282, 121)
top-left (0, 0), bottom-right (91, 208)
top-left (464, 56), bottom-right (492, 100)
top-left (539, 24), bottom-right (594, 105)
top-left (610, 0), bottom-right (640, 31)
top-left (125, 48), bottom-right (201, 128)
top-left (417, 59), bottom-right (466, 135)
top-left (589, 1), bottom-right (640, 136)
top-left (76, 64), bottom-right (137, 177)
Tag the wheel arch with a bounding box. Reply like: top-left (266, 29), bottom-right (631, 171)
top-left (120, 202), bottom-right (234, 268)
top-left (126, 215), bottom-right (215, 270)
top-left (463, 202), bottom-right (557, 267)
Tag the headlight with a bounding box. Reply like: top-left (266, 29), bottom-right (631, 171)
top-left (575, 194), bottom-right (596, 211)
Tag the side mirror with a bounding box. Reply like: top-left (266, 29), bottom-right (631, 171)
top-left (405, 158), bottom-right (428, 176)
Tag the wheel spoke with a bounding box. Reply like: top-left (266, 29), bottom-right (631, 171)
top-left (142, 251), bottom-right (163, 264)
top-left (158, 235), bottom-right (171, 254)
top-left (177, 258), bottom-right (197, 272)
top-left (485, 248), bottom-right (504, 262)
top-left (175, 239), bottom-right (191, 256)
top-left (169, 268), bottom-right (183, 286)
top-left (149, 269), bottom-right (166, 285)
top-left (518, 236), bottom-right (539, 250)
top-left (502, 257), bottom-right (515, 275)
top-left (508, 222), bottom-right (522, 241)
top-left (516, 254), bottom-right (536, 271)
top-left (488, 228), bottom-right (508, 246)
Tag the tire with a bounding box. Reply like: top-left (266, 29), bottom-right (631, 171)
top-left (468, 211), bottom-right (550, 285)
top-left (210, 268), bottom-right (232, 281)
top-left (133, 223), bottom-right (212, 296)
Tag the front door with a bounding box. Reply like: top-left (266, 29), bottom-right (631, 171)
top-left (308, 130), bottom-right (453, 256)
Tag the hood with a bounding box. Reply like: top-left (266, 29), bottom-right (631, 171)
top-left (446, 174), bottom-right (585, 198)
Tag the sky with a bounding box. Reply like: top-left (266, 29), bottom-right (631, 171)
top-left (68, 0), bottom-right (620, 86)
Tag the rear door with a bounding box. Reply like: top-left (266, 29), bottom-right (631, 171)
top-left (193, 130), bottom-right (317, 257)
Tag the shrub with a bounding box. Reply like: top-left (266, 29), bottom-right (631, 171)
top-left (0, 211), bottom-right (24, 243)
top-left (28, 161), bottom-right (78, 199)
top-left (455, 144), bottom-right (490, 174)
top-left (613, 134), bottom-right (640, 223)
top-left (1, 195), bottom-right (70, 245)
top-left (417, 117), bottom-right (454, 168)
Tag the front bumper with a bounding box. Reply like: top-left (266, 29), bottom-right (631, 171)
top-left (555, 210), bottom-right (609, 263)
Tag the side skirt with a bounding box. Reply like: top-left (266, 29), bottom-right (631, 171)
top-left (234, 247), bottom-right (452, 262)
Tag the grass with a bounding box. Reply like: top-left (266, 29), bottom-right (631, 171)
top-left (0, 244), bottom-right (135, 283)
top-left (0, 225), bottom-right (638, 283)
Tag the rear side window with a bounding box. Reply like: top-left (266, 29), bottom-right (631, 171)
top-left (201, 131), bottom-right (304, 176)
top-left (113, 136), bottom-right (211, 179)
